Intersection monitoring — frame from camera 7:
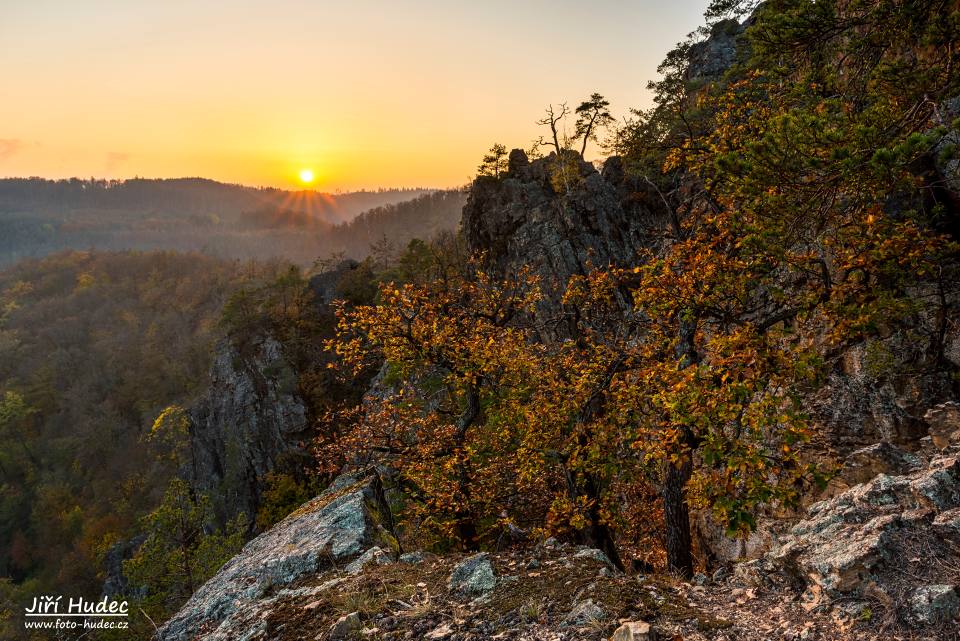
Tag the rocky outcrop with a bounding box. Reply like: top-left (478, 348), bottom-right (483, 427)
top-left (832, 441), bottom-right (923, 489)
top-left (767, 450), bottom-right (960, 615)
top-left (100, 534), bottom-right (147, 598)
top-left (686, 18), bottom-right (748, 82)
top-left (158, 469), bottom-right (398, 641)
top-left (807, 336), bottom-right (959, 451)
top-left (186, 335), bottom-right (310, 525)
top-left (308, 258), bottom-right (361, 305)
top-left (461, 150), bottom-right (663, 324)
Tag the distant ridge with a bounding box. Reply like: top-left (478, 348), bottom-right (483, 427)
top-left (0, 177), bottom-right (432, 225)
top-left (0, 178), bottom-right (464, 267)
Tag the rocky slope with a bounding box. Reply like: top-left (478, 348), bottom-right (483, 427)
top-left (158, 469), bottom-right (398, 640)
top-left (158, 437), bottom-right (959, 640)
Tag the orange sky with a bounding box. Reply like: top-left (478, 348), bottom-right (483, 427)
top-left (0, 1), bottom-right (710, 191)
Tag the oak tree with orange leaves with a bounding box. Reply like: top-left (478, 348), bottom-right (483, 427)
top-left (325, 262), bottom-right (542, 547)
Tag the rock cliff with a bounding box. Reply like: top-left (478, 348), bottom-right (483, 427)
top-left (462, 150), bottom-right (666, 319)
top-left (186, 335), bottom-right (311, 526)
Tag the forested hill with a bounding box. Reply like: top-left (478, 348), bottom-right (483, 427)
top-left (0, 251), bottom-right (254, 607)
top-left (0, 178), bottom-right (459, 267)
top-left (0, 178), bottom-right (426, 224)
top-left (326, 189), bottom-right (468, 258)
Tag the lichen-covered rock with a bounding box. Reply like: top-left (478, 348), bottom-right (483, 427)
top-left (562, 598), bottom-right (607, 626)
top-left (767, 453), bottom-right (960, 598)
top-left (448, 552), bottom-right (497, 596)
top-left (328, 611), bottom-right (363, 640)
top-left (910, 585), bottom-right (960, 625)
top-left (157, 469), bottom-right (397, 641)
top-left (399, 550), bottom-right (427, 564)
top-left (345, 545), bottom-right (393, 575)
top-left (573, 547), bottom-right (614, 567)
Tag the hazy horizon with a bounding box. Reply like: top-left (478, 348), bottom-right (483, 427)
top-left (0, 174), bottom-right (444, 195)
top-left (1, 0), bottom-right (710, 192)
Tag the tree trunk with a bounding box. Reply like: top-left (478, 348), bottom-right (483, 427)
top-left (583, 473), bottom-right (624, 570)
top-left (453, 385), bottom-right (481, 549)
top-left (663, 455), bottom-right (693, 577)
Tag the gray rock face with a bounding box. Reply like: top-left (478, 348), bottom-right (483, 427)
top-left (158, 470), bottom-right (398, 641)
top-left (461, 150), bottom-right (663, 326)
top-left (911, 585), bottom-right (960, 625)
top-left (186, 335), bottom-right (310, 525)
top-left (934, 95), bottom-right (960, 204)
top-left (807, 337), bottom-right (959, 452)
top-left (686, 18), bottom-right (748, 81)
top-left (768, 452), bottom-right (960, 597)
top-left (448, 552), bottom-right (497, 596)
top-left (100, 534), bottom-right (146, 598)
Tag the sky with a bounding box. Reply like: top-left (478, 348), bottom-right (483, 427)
top-left (0, 0), bottom-right (711, 191)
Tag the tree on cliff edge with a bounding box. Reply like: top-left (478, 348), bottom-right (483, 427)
top-left (612, 0), bottom-right (960, 574)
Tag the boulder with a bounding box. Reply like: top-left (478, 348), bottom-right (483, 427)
top-left (399, 550), bottom-right (427, 564)
top-left (910, 585), bottom-right (960, 625)
top-left (610, 621), bottom-right (657, 641)
top-left (157, 469), bottom-right (398, 641)
top-left (925, 402), bottom-right (960, 449)
top-left (448, 552), bottom-right (497, 596)
top-left (767, 453), bottom-right (960, 604)
top-left (345, 545), bottom-right (393, 575)
top-left (573, 547), bottom-right (614, 567)
top-left (328, 611), bottom-right (363, 640)
top-left (562, 598), bottom-right (607, 626)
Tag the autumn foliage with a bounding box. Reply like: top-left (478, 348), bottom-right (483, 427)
top-left (323, 0), bottom-right (960, 576)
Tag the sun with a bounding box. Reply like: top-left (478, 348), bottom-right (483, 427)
top-left (298, 168), bottom-right (315, 185)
